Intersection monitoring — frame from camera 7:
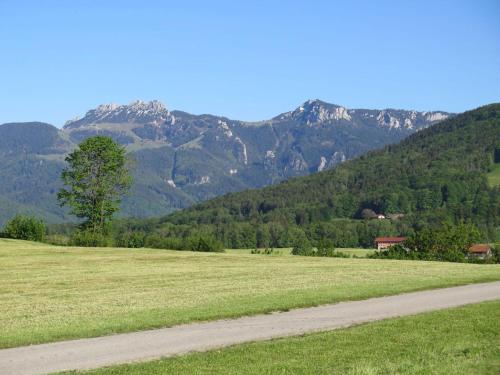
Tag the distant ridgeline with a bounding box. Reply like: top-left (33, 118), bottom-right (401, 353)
top-left (122, 104), bottom-right (500, 248)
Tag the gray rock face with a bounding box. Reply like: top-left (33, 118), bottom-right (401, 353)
top-left (0, 100), bottom-right (452, 224)
top-left (64, 100), bottom-right (175, 129)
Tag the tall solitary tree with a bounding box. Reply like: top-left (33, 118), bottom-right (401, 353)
top-left (58, 136), bottom-right (131, 234)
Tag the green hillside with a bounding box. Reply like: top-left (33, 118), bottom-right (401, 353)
top-left (141, 104), bottom-right (500, 248)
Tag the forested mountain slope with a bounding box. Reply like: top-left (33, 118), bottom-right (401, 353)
top-left (154, 104), bottom-right (500, 247)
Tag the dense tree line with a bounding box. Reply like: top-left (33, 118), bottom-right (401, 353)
top-left (108, 217), bottom-right (410, 249)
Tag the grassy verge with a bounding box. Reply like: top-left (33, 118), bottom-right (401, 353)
top-left (1, 239), bottom-right (499, 349)
top-left (64, 301), bottom-right (500, 375)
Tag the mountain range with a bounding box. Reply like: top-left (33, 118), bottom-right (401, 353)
top-left (0, 99), bottom-right (452, 226)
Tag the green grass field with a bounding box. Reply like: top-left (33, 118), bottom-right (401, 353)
top-left (488, 163), bottom-right (500, 187)
top-left (66, 301), bottom-right (500, 375)
top-left (1, 239), bottom-right (499, 349)
top-left (337, 248), bottom-right (376, 257)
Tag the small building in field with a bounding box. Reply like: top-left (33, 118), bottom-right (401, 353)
top-left (374, 236), bottom-right (407, 250)
top-left (468, 244), bottom-right (493, 259)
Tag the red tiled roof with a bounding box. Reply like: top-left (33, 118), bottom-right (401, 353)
top-left (374, 237), bottom-right (407, 243)
top-left (468, 244), bottom-right (491, 253)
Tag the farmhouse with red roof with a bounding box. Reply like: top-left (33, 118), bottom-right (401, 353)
top-left (468, 244), bottom-right (492, 259)
top-left (374, 237), bottom-right (407, 250)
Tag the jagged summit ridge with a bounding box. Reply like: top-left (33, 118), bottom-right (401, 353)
top-left (274, 99), bottom-right (451, 130)
top-left (64, 98), bottom-right (451, 132)
top-left (373, 109), bottom-right (450, 130)
top-left (59, 98), bottom-right (453, 176)
top-left (276, 99), bottom-right (351, 123)
top-left (297, 100), bottom-right (351, 124)
top-left (64, 100), bottom-right (174, 128)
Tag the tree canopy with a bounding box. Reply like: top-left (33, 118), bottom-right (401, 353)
top-left (58, 136), bottom-right (131, 234)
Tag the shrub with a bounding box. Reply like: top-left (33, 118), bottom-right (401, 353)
top-left (491, 244), bottom-right (500, 264)
top-left (369, 244), bottom-right (417, 260)
top-left (71, 230), bottom-right (111, 247)
top-left (3, 215), bottom-right (46, 241)
top-left (329, 251), bottom-right (350, 258)
top-left (141, 233), bottom-right (224, 252)
top-left (44, 234), bottom-right (71, 246)
top-left (145, 234), bottom-right (187, 250)
top-left (264, 247), bottom-right (275, 255)
top-left (251, 247), bottom-right (276, 255)
top-left (116, 231), bottom-right (146, 248)
top-left (293, 237), bottom-right (344, 257)
top-left (291, 236), bottom-right (314, 256)
top-left (293, 237), bottom-right (349, 258)
top-left (187, 234), bottom-right (224, 252)
top-left (315, 239), bottom-right (336, 257)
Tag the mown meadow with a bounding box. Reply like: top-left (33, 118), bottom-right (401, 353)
top-left (1, 239), bottom-right (499, 349)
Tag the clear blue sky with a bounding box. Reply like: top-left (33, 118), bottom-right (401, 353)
top-left (0, 0), bottom-right (499, 126)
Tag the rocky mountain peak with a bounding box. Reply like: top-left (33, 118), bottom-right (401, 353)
top-left (64, 100), bottom-right (174, 129)
top-left (301, 100), bottom-right (351, 124)
top-left (277, 99), bottom-right (351, 124)
top-left (128, 100), bottom-right (167, 114)
top-left (95, 103), bottom-right (120, 114)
